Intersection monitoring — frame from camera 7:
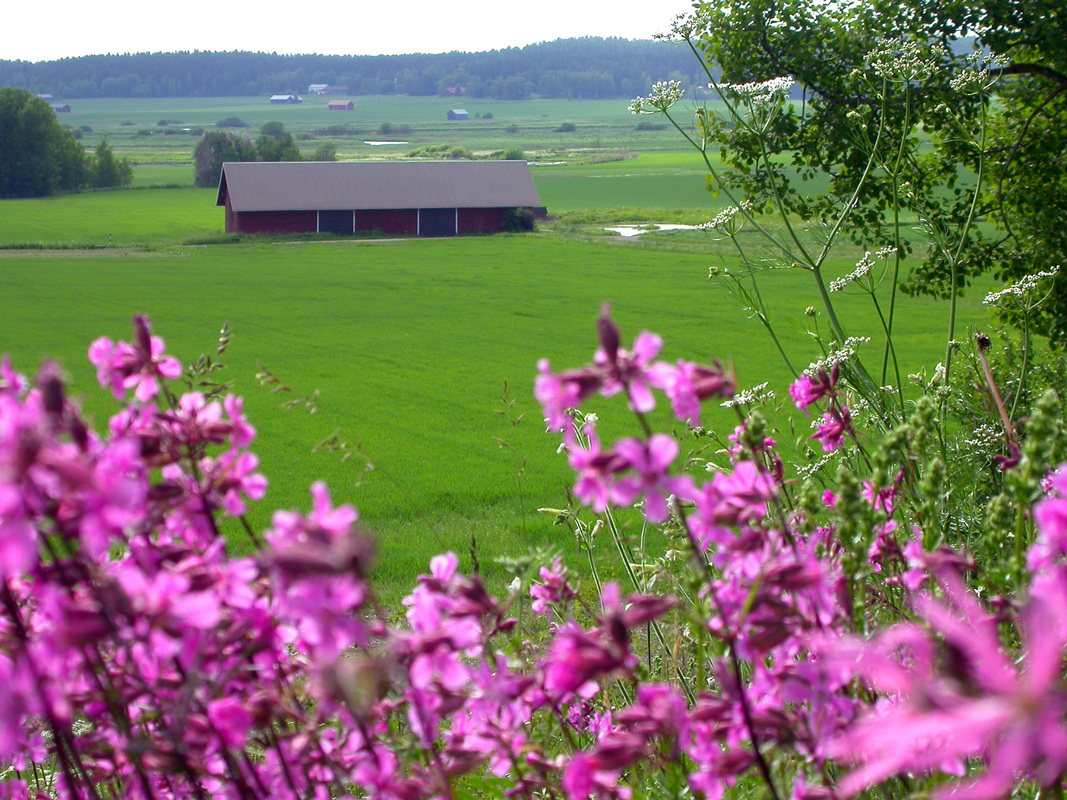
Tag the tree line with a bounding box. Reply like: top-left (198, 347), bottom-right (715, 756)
top-left (0, 38), bottom-right (705, 100)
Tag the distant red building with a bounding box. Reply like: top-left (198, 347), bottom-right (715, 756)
top-left (215, 161), bottom-right (545, 237)
top-left (327, 100), bottom-right (354, 111)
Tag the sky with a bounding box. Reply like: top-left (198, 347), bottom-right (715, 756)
top-left (6, 0), bottom-right (696, 63)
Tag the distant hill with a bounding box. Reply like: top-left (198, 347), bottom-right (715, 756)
top-left (0, 38), bottom-right (709, 100)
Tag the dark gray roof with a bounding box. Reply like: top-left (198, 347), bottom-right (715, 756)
top-left (217, 161), bottom-right (542, 212)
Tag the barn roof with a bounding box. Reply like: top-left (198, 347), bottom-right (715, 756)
top-left (216, 161), bottom-right (542, 212)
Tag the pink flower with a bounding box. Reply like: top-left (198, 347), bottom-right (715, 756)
top-left (535, 359), bottom-right (601, 432)
top-left (813, 408), bottom-right (851, 452)
top-left (789, 366), bottom-right (837, 413)
top-left (828, 571), bottom-right (1067, 798)
top-left (207, 697), bottom-right (252, 750)
top-left (88, 316), bottom-right (182, 402)
top-left (610, 435), bottom-right (694, 523)
top-left (568, 425), bottom-right (629, 513)
top-left (652, 360), bottom-right (736, 426)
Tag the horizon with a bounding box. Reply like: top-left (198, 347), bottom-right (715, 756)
top-left (6, 0), bottom-right (694, 64)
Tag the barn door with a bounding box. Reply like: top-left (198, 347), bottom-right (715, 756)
top-left (319, 210), bottom-right (353, 236)
top-left (419, 208), bottom-right (456, 237)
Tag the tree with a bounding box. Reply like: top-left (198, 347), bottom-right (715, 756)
top-left (255, 121), bottom-right (301, 162)
top-left (0, 87), bottom-right (86, 198)
top-left (676, 0), bottom-right (1067, 340)
top-left (193, 130), bottom-right (257, 187)
top-left (89, 138), bottom-right (132, 188)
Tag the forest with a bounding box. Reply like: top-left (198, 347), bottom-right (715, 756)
top-left (0, 37), bottom-right (708, 100)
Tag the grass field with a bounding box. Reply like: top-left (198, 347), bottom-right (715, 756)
top-left (0, 225), bottom-right (996, 600)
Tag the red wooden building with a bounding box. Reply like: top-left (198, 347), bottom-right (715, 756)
top-left (215, 161), bottom-right (544, 237)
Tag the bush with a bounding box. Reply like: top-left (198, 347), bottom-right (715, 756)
top-left (312, 143), bottom-right (338, 161)
top-left (501, 206), bottom-right (535, 232)
top-left (404, 143), bottom-right (473, 160)
top-left (498, 146), bottom-right (525, 161)
top-left (554, 121), bottom-right (576, 132)
top-left (505, 123), bottom-right (519, 134)
top-left (216, 117), bottom-right (248, 128)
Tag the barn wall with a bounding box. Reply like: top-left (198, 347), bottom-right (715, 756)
top-left (232, 211), bottom-right (317, 235)
top-left (355, 209), bottom-right (418, 235)
top-left (458, 208), bottom-right (506, 234)
top-left (224, 197), bottom-right (237, 233)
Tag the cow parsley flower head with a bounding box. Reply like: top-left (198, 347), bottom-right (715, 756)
top-left (867, 40), bottom-right (945, 83)
top-left (630, 80), bottom-right (684, 114)
top-left (984, 266), bottom-right (1060, 306)
top-left (951, 51), bottom-right (1009, 95)
top-left (702, 200), bottom-right (755, 233)
top-left (719, 77), bottom-right (794, 105)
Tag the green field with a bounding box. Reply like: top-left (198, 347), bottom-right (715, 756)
top-left (0, 233), bottom-right (994, 600)
top-left (0, 97), bottom-right (999, 599)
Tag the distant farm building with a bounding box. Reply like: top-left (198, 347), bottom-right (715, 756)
top-left (447, 109), bottom-right (469, 121)
top-left (328, 100), bottom-right (354, 111)
top-left (51, 104), bottom-right (71, 113)
top-left (308, 84), bottom-right (329, 94)
top-left (270, 94), bottom-right (303, 104)
top-left (326, 85), bottom-right (349, 94)
top-left (36, 93), bottom-right (54, 102)
top-left (216, 160), bottom-right (545, 237)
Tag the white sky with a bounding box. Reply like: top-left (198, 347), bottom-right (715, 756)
top-left (6, 1), bottom-right (696, 63)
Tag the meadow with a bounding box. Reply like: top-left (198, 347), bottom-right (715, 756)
top-left (0, 96), bottom-right (998, 600)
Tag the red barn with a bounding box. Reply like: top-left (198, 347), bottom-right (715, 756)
top-left (327, 100), bottom-right (354, 111)
top-left (215, 161), bottom-right (544, 237)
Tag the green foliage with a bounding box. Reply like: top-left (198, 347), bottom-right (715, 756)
top-left (501, 207), bottom-right (535, 232)
top-left (0, 87), bottom-right (86, 197)
top-left (680, 0), bottom-right (1067, 341)
top-left (311, 143), bottom-right (337, 161)
top-left (192, 129), bottom-right (257, 187)
top-left (554, 122), bottom-right (577, 133)
top-left (496, 146), bottom-right (525, 160)
top-left (255, 122), bottom-right (301, 161)
top-left (404, 143), bottom-right (472, 159)
top-left (215, 116), bottom-right (248, 128)
top-left (89, 138), bottom-right (132, 189)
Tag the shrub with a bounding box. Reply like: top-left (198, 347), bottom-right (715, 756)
top-left (404, 143), bottom-right (473, 159)
top-left (216, 117), bottom-right (249, 128)
top-left (501, 206), bottom-right (535, 231)
top-left (505, 123), bottom-right (519, 134)
top-left (554, 121), bottom-right (576, 132)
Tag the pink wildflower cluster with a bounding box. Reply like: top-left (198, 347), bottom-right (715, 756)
top-left (3, 315), bottom-right (1067, 800)
top-left (789, 364), bottom-right (855, 452)
top-left (535, 305), bottom-right (735, 432)
top-left (826, 471), bottom-right (1067, 799)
